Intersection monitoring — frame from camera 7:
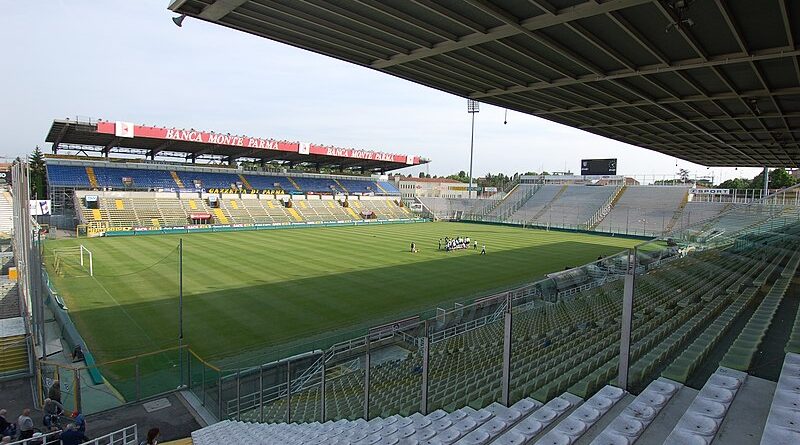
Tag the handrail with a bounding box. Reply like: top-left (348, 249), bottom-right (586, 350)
top-left (7, 430), bottom-right (62, 445)
top-left (79, 424), bottom-right (138, 445)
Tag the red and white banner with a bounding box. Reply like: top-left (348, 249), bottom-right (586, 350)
top-left (115, 121), bottom-right (134, 138)
top-left (95, 121), bottom-right (420, 165)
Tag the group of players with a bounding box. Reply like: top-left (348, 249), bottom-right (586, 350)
top-left (409, 236), bottom-right (486, 255)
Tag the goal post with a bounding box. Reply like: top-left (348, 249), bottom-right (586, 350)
top-left (80, 245), bottom-right (93, 276)
top-left (51, 245), bottom-right (93, 277)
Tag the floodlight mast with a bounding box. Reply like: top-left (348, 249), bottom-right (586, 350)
top-left (467, 100), bottom-right (480, 199)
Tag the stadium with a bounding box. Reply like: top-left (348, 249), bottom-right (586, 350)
top-left (1, 1), bottom-right (799, 445)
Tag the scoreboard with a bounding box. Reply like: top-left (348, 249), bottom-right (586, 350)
top-left (581, 159), bottom-right (617, 176)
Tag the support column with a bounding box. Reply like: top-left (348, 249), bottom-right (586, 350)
top-left (363, 336), bottom-right (371, 420)
top-left (501, 296), bottom-right (512, 406)
top-left (618, 249), bottom-right (636, 390)
top-left (763, 166), bottom-right (769, 198)
top-left (420, 321), bottom-right (429, 415)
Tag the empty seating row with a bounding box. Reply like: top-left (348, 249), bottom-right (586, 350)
top-left (46, 162), bottom-right (398, 195)
top-left (759, 352), bottom-right (800, 445)
top-left (78, 194), bottom-right (412, 229)
top-left (663, 367), bottom-right (747, 444)
top-left (720, 262), bottom-right (793, 371)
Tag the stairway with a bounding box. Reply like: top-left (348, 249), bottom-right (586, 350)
top-left (531, 184), bottom-right (568, 222)
top-left (85, 167), bottom-right (99, 188)
top-left (374, 181), bottom-right (388, 194)
top-left (588, 185), bottom-right (627, 230)
top-left (333, 178), bottom-right (348, 194)
top-left (287, 207), bottom-right (303, 222)
top-left (212, 208), bottom-right (230, 225)
top-left (287, 177), bottom-right (302, 192)
top-left (238, 174), bottom-right (253, 191)
top-left (664, 188), bottom-right (691, 233)
top-left (171, 171), bottom-right (185, 188)
top-left (0, 194), bottom-right (12, 234)
top-left (0, 334), bottom-right (28, 377)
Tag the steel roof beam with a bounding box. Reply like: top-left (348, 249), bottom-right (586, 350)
top-left (198, 0), bottom-right (247, 21)
top-left (778, 0), bottom-right (800, 86)
top-left (530, 87), bottom-right (800, 115)
top-left (50, 123), bottom-right (70, 151)
top-left (473, 47), bottom-right (800, 98)
top-left (371, 0), bottom-right (651, 69)
top-left (584, 111), bottom-right (800, 128)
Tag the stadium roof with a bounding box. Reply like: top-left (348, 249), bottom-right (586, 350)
top-left (44, 118), bottom-right (427, 172)
top-left (168, 0), bottom-right (800, 168)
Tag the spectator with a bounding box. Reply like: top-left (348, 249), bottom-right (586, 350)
top-left (59, 424), bottom-right (88, 445)
top-left (0, 409), bottom-right (13, 438)
top-left (72, 410), bottom-right (86, 434)
top-left (17, 409), bottom-right (34, 439)
top-left (72, 345), bottom-right (84, 362)
top-left (42, 398), bottom-right (64, 428)
top-left (47, 380), bottom-right (61, 404)
top-left (141, 427), bottom-right (160, 445)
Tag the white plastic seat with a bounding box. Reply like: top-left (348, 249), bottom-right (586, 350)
top-left (454, 417), bottom-right (478, 432)
top-left (554, 417), bottom-right (588, 437)
top-left (412, 427), bottom-right (435, 441)
top-left (598, 386), bottom-right (625, 401)
top-left (692, 398), bottom-right (726, 419)
top-left (437, 427), bottom-right (462, 444)
top-left (679, 414), bottom-right (720, 436)
top-left (532, 407), bottom-right (558, 423)
top-left (572, 405), bottom-right (601, 423)
top-left (459, 429), bottom-right (491, 445)
top-left (609, 418), bottom-right (644, 437)
top-left (699, 387), bottom-right (734, 404)
top-left (510, 416), bottom-right (544, 438)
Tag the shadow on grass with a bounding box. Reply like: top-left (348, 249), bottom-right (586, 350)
top-left (64, 241), bottom-right (631, 381)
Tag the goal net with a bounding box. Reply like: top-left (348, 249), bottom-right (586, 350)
top-left (52, 245), bottom-right (93, 277)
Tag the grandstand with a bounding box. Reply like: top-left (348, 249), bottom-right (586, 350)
top-left (2, 1), bottom-right (797, 444)
top-left (176, 187), bottom-right (800, 445)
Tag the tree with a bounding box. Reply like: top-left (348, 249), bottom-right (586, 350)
top-left (446, 171), bottom-right (469, 183)
top-left (751, 168), bottom-right (796, 190)
top-left (677, 169), bottom-right (690, 183)
top-left (418, 172), bottom-right (426, 178)
top-left (29, 146), bottom-right (47, 199)
top-left (717, 178), bottom-right (749, 190)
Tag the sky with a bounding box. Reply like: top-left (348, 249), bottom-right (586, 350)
top-left (0, 1), bottom-right (764, 183)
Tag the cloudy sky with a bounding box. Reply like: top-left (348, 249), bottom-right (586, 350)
top-left (0, 1), bottom-right (763, 183)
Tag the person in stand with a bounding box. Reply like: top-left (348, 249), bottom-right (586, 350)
top-left (48, 380), bottom-right (61, 404)
top-left (0, 409), bottom-right (14, 438)
top-left (141, 427), bottom-right (160, 445)
top-left (72, 345), bottom-right (84, 362)
top-left (17, 409), bottom-right (34, 440)
top-left (72, 410), bottom-right (86, 434)
top-left (481, 245), bottom-right (486, 255)
top-left (59, 424), bottom-right (88, 445)
top-left (42, 398), bottom-right (64, 428)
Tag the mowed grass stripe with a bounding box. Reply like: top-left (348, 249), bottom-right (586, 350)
top-left (43, 222), bottom-right (639, 365)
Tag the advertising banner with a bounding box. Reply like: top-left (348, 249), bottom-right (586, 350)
top-left (29, 200), bottom-right (51, 215)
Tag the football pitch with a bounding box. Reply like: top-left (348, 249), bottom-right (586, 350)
top-left (43, 222), bottom-right (641, 367)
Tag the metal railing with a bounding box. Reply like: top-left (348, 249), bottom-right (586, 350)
top-left (81, 424), bottom-right (138, 445)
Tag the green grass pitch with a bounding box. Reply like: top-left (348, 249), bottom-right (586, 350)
top-left (43, 222), bottom-right (640, 367)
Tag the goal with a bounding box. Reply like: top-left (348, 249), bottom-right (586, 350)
top-left (52, 245), bottom-right (93, 277)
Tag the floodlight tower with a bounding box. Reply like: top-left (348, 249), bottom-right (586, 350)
top-left (467, 99), bottom-right (480, 199)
